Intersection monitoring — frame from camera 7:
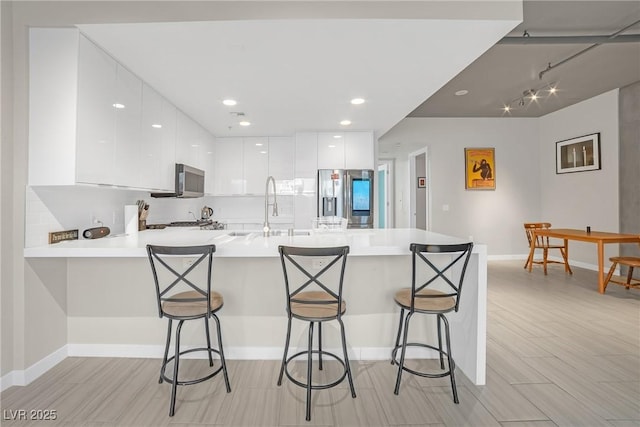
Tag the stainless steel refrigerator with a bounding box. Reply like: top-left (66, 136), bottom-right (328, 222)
top-left (317, 169), bottom-right (374, 229)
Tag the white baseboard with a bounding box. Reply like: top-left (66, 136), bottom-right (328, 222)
top-left (1, 345), bottom-right (68, 391)
top-left (489, 254), bottom-right (600, 272)
top-left (3, 344), bottom-right (437, 389)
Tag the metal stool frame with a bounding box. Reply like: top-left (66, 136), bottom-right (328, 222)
top-left (391, 242), bottom-right (473, 403)
top-left (147, 244), bottom-right (231, 416)
top-left (277, 245), bottom-right (356, 421)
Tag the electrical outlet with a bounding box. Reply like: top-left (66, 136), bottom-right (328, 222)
top-left (312, 258), bottom-right (328, 269)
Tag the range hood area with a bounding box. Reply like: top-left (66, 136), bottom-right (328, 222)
top-left (151, 163), bottom-right (205, 199)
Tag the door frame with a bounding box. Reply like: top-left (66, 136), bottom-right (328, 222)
top-left (409, 147), bottom-right (430, 230)
top-left (377, 159), bottom-right (394, 228)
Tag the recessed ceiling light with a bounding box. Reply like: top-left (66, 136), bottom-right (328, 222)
top-left (112, 103), bottom-right (125, 109)
top-left (151, 124), bottom-right (162, 129)
top-left (255, 143), bottom-right (263, 146)
top-left (350, 98), bottom-right (365, 105)
top-left (259, 151), bottom-right (267, 154)
top-left (328, 145), bottom-right (336, 148)
top-left (455, 90), bottom-right (469, 96)
top-left (191, 144), bottom-right (199, 148)
top-left (548, 86), bottom-right (557, 94)
top-left (239, 121), bottom-right (251, 126)
top-left (503, 105), bottom-right (511, 112)
top-left (223, 99), bottom-right (237, 106)
top-left (333, 135), bottom-right (343, 139)
top-left (340, 120), bottom-right (351, 126)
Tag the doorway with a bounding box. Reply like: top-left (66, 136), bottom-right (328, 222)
top-left (377, 159), bottom-right (393, 228)
top-left (409, 148), bottom-right (429, 230)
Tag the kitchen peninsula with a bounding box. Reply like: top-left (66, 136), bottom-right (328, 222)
top-left (24, 228), bottom-right (487, 385)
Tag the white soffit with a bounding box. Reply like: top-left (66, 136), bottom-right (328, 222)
top-left (78, 17), bottom-right (520, 137)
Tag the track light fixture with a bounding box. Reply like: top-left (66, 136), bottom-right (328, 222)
top-left (502, 83), bottom-right (558, 114)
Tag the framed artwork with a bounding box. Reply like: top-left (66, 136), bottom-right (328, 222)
top-left (556, 133), bottom-right (601, 174)
top-left (417, 177), bottom-right (426, 188)
top-left (465, 148), bottom-right (495, 190)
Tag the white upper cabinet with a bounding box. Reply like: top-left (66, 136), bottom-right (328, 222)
top-left (28, 28), bottom-right (212, 192)
top-left (175, 111), bottom-right (201, 169)
top-left (344, 131), bottom-right (374, 170)
top-left (243, 137), bottom-right (269, 195)
top-left (112, 64), bottom-right (143, 187)
top-left (317, 132), bottom-right (345, 169)
top-left (212, 137), bottom-right (244, 195)
top-left (295, 132), bottom-right (318, 177)
top-left (268, 136), bottom-right (295, 194)
top-left (202, 132), bottom-right (216, 195)
top-left (140, 84), bottom-right (176, 191)
top-left (75, 34), bottom-right (117, 185)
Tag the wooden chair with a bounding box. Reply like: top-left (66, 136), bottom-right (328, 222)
top-left (603, 256), bottom-right (640, 292)
top-left (524, 222), bottom-right (572, 275)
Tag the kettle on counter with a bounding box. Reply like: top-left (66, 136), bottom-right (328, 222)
top-left (201, 206), bottom-right (213, 220)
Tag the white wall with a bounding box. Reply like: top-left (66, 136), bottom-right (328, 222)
top-left (539, 90), bottom-right (620, 266)
top-left (381, 90), bottom-right (621, 264)
top-left (380, 118), bottom-right (540, 256)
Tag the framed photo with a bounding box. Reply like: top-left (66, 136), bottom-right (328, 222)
top-left (465, 148), bottom-right (495, 190)
top-left (417, 177), bottom-right (426, 188)
top-left (556, 133), bottom-right (601, 174)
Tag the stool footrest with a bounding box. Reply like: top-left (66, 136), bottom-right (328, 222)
top-left (161, 347), bottom-right (224, 386)
top-left (284, 349), bottom-right (348, 390)
top-left (391, 343), bottom-right (455, 379)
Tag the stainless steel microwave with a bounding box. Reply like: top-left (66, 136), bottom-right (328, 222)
top-left (150, 163), bottom-right (205, 198)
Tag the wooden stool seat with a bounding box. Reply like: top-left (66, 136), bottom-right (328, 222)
top-left (603, 256), bottom-right (640, 292)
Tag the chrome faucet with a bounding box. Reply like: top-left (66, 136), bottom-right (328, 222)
top-left (263, 176), bottom-right (278, 236)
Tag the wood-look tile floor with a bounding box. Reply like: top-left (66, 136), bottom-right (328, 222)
top-left (2, 261), bottom-right (639, 426)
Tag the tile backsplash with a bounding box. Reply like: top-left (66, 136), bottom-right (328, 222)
top-left (25, 186), bottom-right (299, 247)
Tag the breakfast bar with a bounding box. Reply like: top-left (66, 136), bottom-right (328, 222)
top-left (24, 228), bottom-right (487, 385)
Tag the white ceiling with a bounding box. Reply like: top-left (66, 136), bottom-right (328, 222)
top-left (78, 10), bottom-right (521, 138)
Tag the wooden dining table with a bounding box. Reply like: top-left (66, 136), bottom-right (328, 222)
top-left (529, 228), bottom-right (640, 294)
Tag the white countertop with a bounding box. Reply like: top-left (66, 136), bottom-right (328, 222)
top-left (24, 228), bottom-right (479, 258)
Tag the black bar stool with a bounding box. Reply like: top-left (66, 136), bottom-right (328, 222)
top-left (391, 242), bottom-right (473, 403)
top-left (146, 244), bottom-right (231, 416)
top-left (277, 245), bottom-right (356, 421)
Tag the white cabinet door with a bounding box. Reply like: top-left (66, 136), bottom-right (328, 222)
top-left (269, 136), bottom-right (294, 194)
top-left (76, 35), bottom-right (117, 185)
top-left (317, 132), bottom-right (345, 169)
top-left (140, 84), bottom-right (176, 191)
top-left (175, 111), bottom-right (203, 169)
top-left (295, 132), bottom-right (318, 177)
top-left (213, 137), bottom-right (243, 195)
top-left (243, 137), bottom-right (269, 195)
top-left (345, 131), bottom-right (374, 170)
top-left (113, 64), bottom-right (143, 187)
top-left (202, 132), bottom-right (216, 195)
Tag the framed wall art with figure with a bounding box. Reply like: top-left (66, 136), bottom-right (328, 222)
top-left (465, 147), bottom-right (495, 190)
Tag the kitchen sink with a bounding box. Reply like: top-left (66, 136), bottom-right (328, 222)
top-left (226, 230), bottom-right (311, 237)
top-left (269, 230), bottom-right (311, 236)
top-left (226, 231), bottom-right (255, 237)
